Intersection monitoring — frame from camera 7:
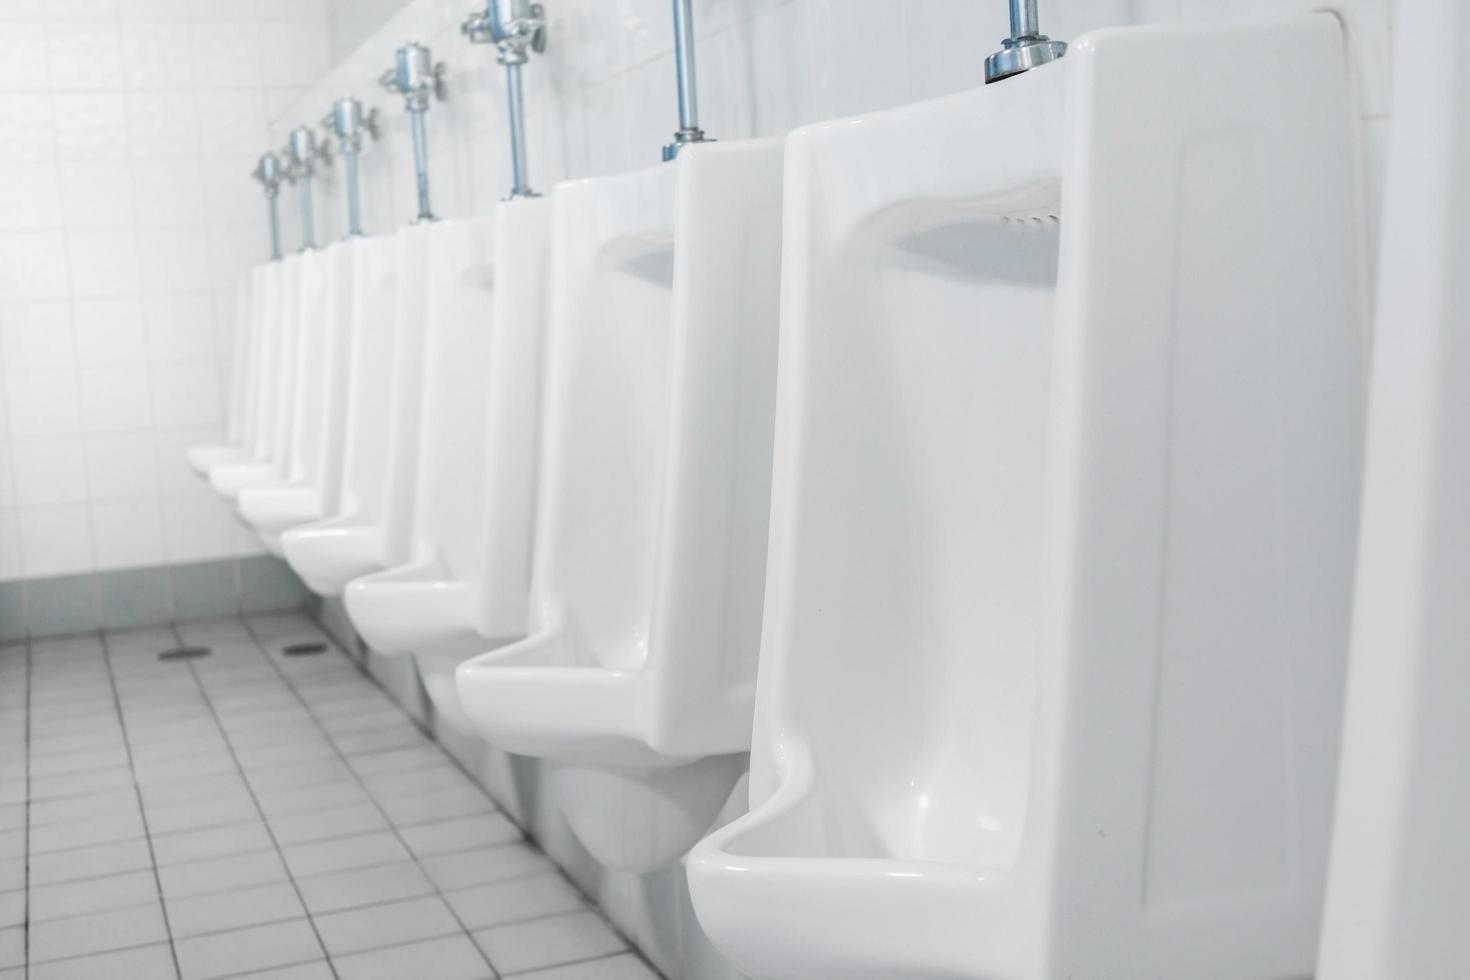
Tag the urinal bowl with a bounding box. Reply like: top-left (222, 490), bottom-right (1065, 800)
top-left (458, 629), bottom-right (750, 871)
top-left (188, 444), bottom-right (249, 476)
top-left (237, 485), bottom-right (326, 537)
top-left (279, 228), bottom-right (430, 598)
top-left (208, 458), bottom-right (282, 500)
top-left (280, 514), bottom-right (386, 598)
top-left (688, 15), bottom-right (1366, 980)
top-left (456, 143), bottom-right (786, 873)
top-left (341, 206), bottom-right (549, 729)
top-left (690, 745), bottom-right (1039, 980)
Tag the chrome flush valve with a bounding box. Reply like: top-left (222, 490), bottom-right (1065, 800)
top-left (379, 41), bottom-right (448, 113)
top-left (323, 95), bottom-right (380, 156)
top-left (380, 42), bottom-right (447, 222)
top-left (283, 126), bottom-right (331, 251)
top-left (285, 125), bottom-right (331, 179)
top-left (461, 0), bottom-right (546, 66)
top-left (322, 95), bottom-right (380, 237)
top-left (250, 151), bottom-right (287, 260)
top-left (985, 0), bottom-right (1066, 83)
top-left (251, 151), bottom-right (285, 197)
top-left (462, 0), bottom-right (549, 199)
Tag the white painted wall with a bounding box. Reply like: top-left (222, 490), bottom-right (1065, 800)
top-left (326, 0), bottom-right (411, 67)
top-left (0, 0), bottom-right (332, 584)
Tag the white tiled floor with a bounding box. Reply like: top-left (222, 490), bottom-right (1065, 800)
top-left (0, 613), bottom-right (657, 980)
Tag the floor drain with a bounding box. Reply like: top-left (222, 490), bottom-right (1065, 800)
top-left (283, 642), bottom-right (329, 657)
top-left (158, 646), bottom-right (212, 662)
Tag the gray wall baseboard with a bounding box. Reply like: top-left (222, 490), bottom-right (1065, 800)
top-left (0, 556), bottom-right (314, 641)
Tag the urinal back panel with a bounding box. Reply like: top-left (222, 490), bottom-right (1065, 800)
top-left (696, 14), bottom-right (1367, 980)
top-left (751, 75), bottom-right (1066, 869)
top-left (281, 248), bottom-right (334, 484)
top-left (335, 231), bottom-right (414, 526)
top-left (477, 199), bottom-right (553, 636)
top-left (315, 241), bottom-right (359, 510)
top-left (405, 218), bottom-right (497, 578)
top-left (247, 260), bottom-right (289, 461)
top-left (534, 165), bottom-right (678, 672)
top-left (224, 270), bottom-right (255, 445)
top-left (1045, 18), bottom-right (1364, 976)
top-left (377, 224), bottom-right (435, 568)
top-left (1318, 0), bottom-right (1470, 975)
top-left (264, 256), bottom-right (305, 471)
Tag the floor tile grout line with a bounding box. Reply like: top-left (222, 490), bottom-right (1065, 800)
top-left (240, 617), bottom-right (505, 980)
top-left (251, 612), bottom-right (666, 980)
top-left (23, 634), bottom-right (32, 974)
top-left (170, 621), bottom-right (344, 980)
top-left (502, 950), bottom-right (636, 980)
top-left (97, 628), bottom-right (187, 980)
top-left (304, 615), bottom-right (667, 980)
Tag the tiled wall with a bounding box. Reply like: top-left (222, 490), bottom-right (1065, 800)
top-left (0, 0), bottom-right (332, 632)
top-left (270, 0), bottom-right (1393, 249)
top-left (277, 2), bottom-right (1396, 979)
top-left (326, 0), bottom-right (412, 66)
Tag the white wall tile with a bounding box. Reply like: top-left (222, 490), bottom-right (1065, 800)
top-left (53, 93), bottom-right (128, 160)
top-left (0, 2), bottom-right (330, 581)
top-left (118, 21), bottom-right (194, 90)
top-left (0, 233), bottom-right (70, 299)
top-left (91, 498), bottom-right (165, 569)
top-left (18, 504), bottom-right (93, 577)
top-left (136, 228), bottom-right (209, 293)
top-left (0, 161), bottom-right (63, 230)
top-left (150, 426), bottom-right (219, 494)
top-left (10, 438), bottom-right (88, 507)
top-left (0, 302), bottom-right (74, 373)
top-left (84, 432), bottom-right (157, 501)
top-left (67, 229), bottom-right (142, 296)
top-left (58, 160), bottom-right (137, 229)
top-left (5, 371), bottom-right (80, 439)
top-left (76, 365), bottom-right (152, 434)
top-left (0, 93), bottom-right (56, 161)
top-left (161, 492), bottom-right (236, 563)
top-left (148, 361), bottom-right (219, 428)
top-left (126, 91), bottom-right (200, 158)
top-left (0, 23), bottom-right (51, 93)
top-left (132, 158), bottom-right (206, 227)
top-left (190, 22), bottom-right (262, 89)
top-left (143, 293), bottom-right (213, 362)
top-left (0, 443), bottom-right (16, 509)
top-left (73, 297), bottom-right (146, 367)
top-left (0, 509), bottom-right (22, 581)
top-left (45, 23), bottom-right (124, 92)
top-left (196, 91), bottom-right (268, 157)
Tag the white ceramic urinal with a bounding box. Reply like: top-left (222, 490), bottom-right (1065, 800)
top-left (455, 141), bottom-right (785, 872)
top-left (343, 200), bottom-right (551, 731)
top-left (208, 254), bottom-right (305, 499)
top-left (186, 266), bottom-right (264, 474)
top-left (280, 224), bottom-right (431, 597)
top-left (1317, 2), bottom-right (1470, 977)
top-left (236, 240), bottom-right (357, 555)
top-left (687, 16), bottom-right (1368, 980)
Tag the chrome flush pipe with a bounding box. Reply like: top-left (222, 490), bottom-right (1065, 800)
top-left (323, 95), bottom-right (380, 237)
top-left (251, 152), bottom-right (286, 260)
top-left (284, 126), bottom-right (331, 251)
top-left (380, 42), bottom-right (448, 222)
top-left (462, 0), bottom-right (548, 199)
top-left (984, 0), bottom-right (1066, 83)
top-left (662, 0), bottom-right (709, 161)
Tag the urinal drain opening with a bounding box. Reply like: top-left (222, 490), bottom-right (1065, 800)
top-left (283, 642), bottom-right (329, 657)
top-left (158, 646), bottom-right (212, 662)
